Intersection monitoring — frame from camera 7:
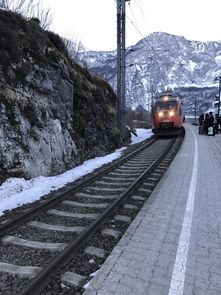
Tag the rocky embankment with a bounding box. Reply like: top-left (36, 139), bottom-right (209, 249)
top-left (0, 10), bottom-right (122, 183)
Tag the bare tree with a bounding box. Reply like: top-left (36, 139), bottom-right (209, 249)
top-left (0, 0), bottom-right (53, 29)
top-left (62, 29), bottom-right (86, 62)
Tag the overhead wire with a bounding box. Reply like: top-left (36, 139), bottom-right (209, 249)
top-left (134, 0), bottom-right (188, 80)
top-left (116, 0), bottom-right (172, 74)
top-left (126, 0), bottom-right (170, 78)
top-left (113, 0), bottom-right (186, 92)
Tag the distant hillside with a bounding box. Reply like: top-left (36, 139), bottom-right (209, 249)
top-left (79, 32), bottom-right (221, 115)
top-left (0, 9), bottom-right (122, 183)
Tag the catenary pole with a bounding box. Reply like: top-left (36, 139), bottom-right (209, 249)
top-left (117, 0), bottom-right (122, 139)
top-left (117, 0), bottom-right (130, 140)
top-left (218, 76), bottom-right (221, 119)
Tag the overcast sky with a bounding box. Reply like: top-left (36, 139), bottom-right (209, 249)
top-left (43, 0), bottom-right (221, 51)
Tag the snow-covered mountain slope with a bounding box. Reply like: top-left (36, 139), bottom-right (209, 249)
top-left (79, 32), bottom-right (221, 115)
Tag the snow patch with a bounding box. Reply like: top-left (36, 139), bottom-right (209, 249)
top-left (0, 129), bottom-right (153, 216)
top-left (187, 60), bottom-right (197, 72)
top-left (215, 55), bottom-right (221, 63)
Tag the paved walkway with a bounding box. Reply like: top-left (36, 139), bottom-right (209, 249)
top-left (83, 124), bottom-right (221, 295)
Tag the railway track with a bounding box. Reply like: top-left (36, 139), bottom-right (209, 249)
top-left (0, 133), bottom-right (184, 295)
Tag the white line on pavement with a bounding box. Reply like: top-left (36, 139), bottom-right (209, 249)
top-left (168, 126), bottom-right (198, 295)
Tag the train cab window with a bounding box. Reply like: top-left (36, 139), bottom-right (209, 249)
top-left (155, 101), bottom-right (177, 111)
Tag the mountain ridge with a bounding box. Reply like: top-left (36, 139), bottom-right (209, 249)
top-left (79, 32), bottom-right (221, 115)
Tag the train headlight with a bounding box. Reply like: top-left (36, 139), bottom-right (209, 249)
top-left (158, 112), bottom-right (164, 117)
top-left (169, 111), bottom-right (175, 117)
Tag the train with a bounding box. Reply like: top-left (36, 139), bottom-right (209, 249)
top-left (151, 91), bottom-right (184, 135)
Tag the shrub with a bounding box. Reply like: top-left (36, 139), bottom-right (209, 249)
top-left (47, 31), bottom-right (68, 55)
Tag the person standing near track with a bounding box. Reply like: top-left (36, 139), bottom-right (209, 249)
top-left (199, 114), bottom-right (204, 126)
top-left (203, 113), bottom-right (210, 134)
top-left (208, 111), bottom-right (214, 127)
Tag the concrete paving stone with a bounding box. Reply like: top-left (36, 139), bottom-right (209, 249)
top-left (196, 254), bottom-right (221, 269)
top-left (184, 273), bottom-right (210, 290)
top-left (166, 223), bottom-right (183, 234)
top-left (107, 270), bottom-right (123, 283)
top-left (155, 252), bottom-right (177, 271)
top-left (116, 256), bottom-right (130, 267)
top-left (126, 245), bottom-right (161, 258)
top-left (188, 244), bottom-right (211, 257)
top-left (136, 264), bottom-right (156, 280)
top-left (183, 284), bottom-right (207, 295)
top-left (151, 265), bottom-right (173, 285)
top-left (160, 241), bottom-right (178, 255)
top-left (134, 230), bottom-right (165, 243)
top-left (98, 281), bottom-right (133, 294)
top-left (131, 282), bottom-right (150, 295)
top-left (146, 281), bottom-right (170, 295)
top-left (119, 274), bottom-right (145, 289)
top-left (127, 239), bottom-right (162, 253)
top-left (123, 250), bottom-right (147, 262)
top-left (163, 230), bottom-right (181, 244)
top-left (113, 264), bottom-right (139, 277)
top-left (136, 223), bottom-right (166, 236)
top-left (129, 258), bottom-right (156, 273)
top-left (185, 262), bottom-right (210, 280)
top-left (209, 273), bottom-right (221, 289)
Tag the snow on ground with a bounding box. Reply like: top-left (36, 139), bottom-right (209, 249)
top-left (0, 128), bottom-right (153, 216)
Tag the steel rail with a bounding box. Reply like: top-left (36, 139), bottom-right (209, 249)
top-left (19, 137), bottom-right (176, 295)
top-left (0, 137), bottom-right (158, 235)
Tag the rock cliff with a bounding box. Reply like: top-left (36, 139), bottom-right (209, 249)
top-left (0, 10), bottom-right (121, 183)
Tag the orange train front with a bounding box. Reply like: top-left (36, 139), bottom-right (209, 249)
top-left (151, 91), bottom-right (184, 135)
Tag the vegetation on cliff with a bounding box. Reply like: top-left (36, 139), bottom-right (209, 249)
top-left (0, 9), bottom-right (122, 183)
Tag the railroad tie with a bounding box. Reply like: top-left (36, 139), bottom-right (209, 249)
top-left (114, 215), bottom-right (131, 223)
top-left (0, 262), bottom-right (42, 278)
top-left (85, 246), bottom-right (106, 258)
top-left (47, 209), bottom-right (99, 220)
top-left (62, 200), bottom-right (109, 209)
top-left (28, 221), bottom-right (84, 233)
top-left (2, 235), bottom-right (67, 252)
top-left (101, 229), bottom-right (121, 239)
top-left (61, 271), bottom-right (85, 287)
top-left (74, 192), bottom-right (117, 200)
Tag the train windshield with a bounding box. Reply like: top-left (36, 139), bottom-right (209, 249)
top-left (155, 101), bottom-right (177, 111)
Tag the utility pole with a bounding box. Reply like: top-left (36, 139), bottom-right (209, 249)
top-left (117, 0), bottom-right (130, 140)
top-left (218, 76), bottom-right (221, 119)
